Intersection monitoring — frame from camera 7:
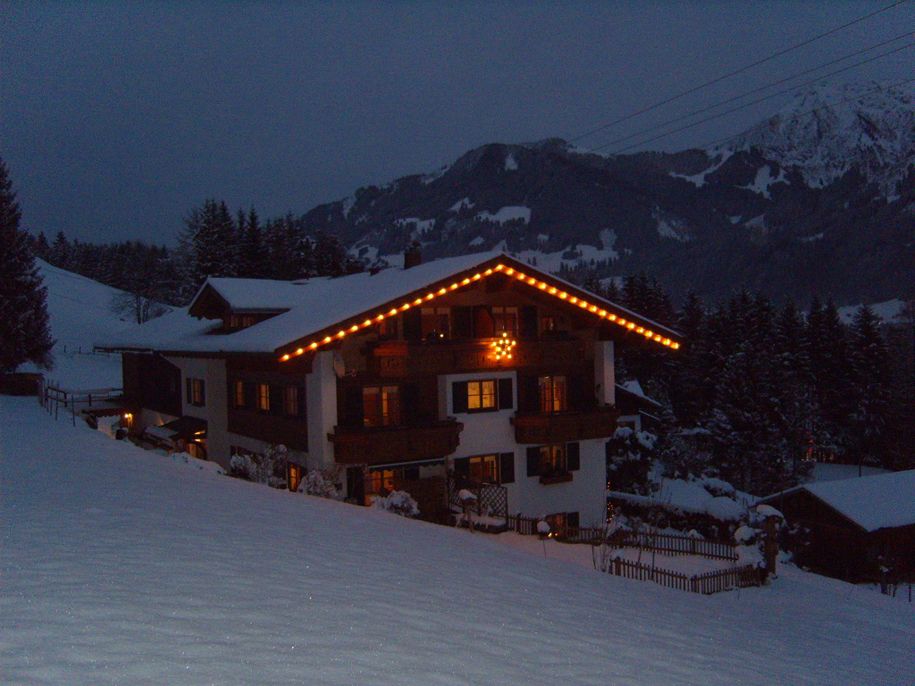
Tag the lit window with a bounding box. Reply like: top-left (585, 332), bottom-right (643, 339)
top-left (469, 454), bottom-right (498, 483)
top-left (284, 386), bottom-right (299, 416)
top-left (233, 380), bottom-right (245, 408)
top-left (538, 375), bottom-right (567, 413)
top-left (492, 306), bottom-right (518, 337)
top-left (467, 380), bottom-right (496, 411)
top-left (363, 385), bottom-right (401, 427)
top-left (257, 383), bottom-right (270, 412)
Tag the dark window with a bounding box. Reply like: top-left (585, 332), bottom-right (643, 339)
top-left (376, 317), bottom-right (397, 340)
top-left (403, 308), bottom-right (422, 341)
top-left (452, 306), bottom-right (473, 339)
top-left (492, 306), bottom-right (518, 337)
top-left (363, 385), bottom-right (401, 427)
top-left (538, 375), bottom-right (567, 413)
top-left (526, 442), bottom-right (580, 478)
top-left (497, 378), bottom-right (514, 410)
top-left (284, 386), bottom-right (302, 417)
top-left (421, 307), bottom-right (450, 340)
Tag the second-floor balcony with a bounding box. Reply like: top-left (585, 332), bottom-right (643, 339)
top-left (329, 419), bottom-right (464, 466)
top-left (512, 406), bottom-right (619, 445)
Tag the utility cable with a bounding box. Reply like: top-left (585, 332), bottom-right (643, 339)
top-left (598, 41), bottom-right (913, 154)
top-left (569, 0), bottom-right (909, 143)
top-left (594, 31), bottom-right (912, 151)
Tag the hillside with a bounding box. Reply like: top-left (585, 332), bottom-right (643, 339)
top-left (19, 260), bottom-right (143, 388)
top-left (300, 82), bottom-right (913, 304)
top-left (2, 395), bottom-right (912, 685)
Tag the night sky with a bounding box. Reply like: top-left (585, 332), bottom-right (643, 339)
top-left (1, 1), bottom-right (910, 244)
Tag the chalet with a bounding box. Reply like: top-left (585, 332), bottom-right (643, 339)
top-left (101, 251), bottom-right (681, 526)
top-left (759, 470), bottom-right (915, 582)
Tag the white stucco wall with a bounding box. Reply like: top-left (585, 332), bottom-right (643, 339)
top-left (441, 369), bottom-right (607, 526)
top-left (306, 351), bottom-right (338, 470)
top-left (166, 355), bottom-right (230, 467)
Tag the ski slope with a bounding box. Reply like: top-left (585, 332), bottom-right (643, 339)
top-left (22, 260), bottom-right (144, 389)
top-left (2, 396), bottom-right (912, 685)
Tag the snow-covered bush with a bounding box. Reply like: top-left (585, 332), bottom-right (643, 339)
top-left (606, 427), bottom-right (657, 495)
top-left (229, 452), bottom-right (259, 481)
top-left (372, 490), bottom-right (420, 518)
top-left (297, 468), bottom-right (340, 499)
top-left (229, 444), bottom-right (288, 487)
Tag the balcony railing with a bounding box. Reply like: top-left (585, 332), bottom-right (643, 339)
top-left (512, 406), bottom-right (619, 444)
top-left (329, 420), bottom-right (464, 466)
top-left (368, 338), bottom-right (588, 377)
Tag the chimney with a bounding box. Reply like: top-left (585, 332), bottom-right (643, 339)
top-left (404, 241), bottom-right (422, 269)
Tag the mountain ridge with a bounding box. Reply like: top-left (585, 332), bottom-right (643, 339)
top-left (300, 82), bottom-right (914, 304)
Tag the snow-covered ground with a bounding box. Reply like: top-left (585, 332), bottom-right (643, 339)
top-left (2, 396), bottom-right (912, 685)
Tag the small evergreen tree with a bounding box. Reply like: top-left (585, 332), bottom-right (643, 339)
top-left (0, 159), bottom-right (54, 372)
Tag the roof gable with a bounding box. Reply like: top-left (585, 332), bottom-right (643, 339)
top-left (99, 252), bottom-right (683, 357)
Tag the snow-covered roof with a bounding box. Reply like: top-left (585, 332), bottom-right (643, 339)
top-left (764, 469), bottom-right (915, 532)
top-left (616, 380), bottom-right (662, 407)
top-left (99, 251), bottom-right (682, 356)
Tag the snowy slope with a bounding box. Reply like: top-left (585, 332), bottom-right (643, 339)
top-left (2, 396), bottom-right (912, 685)
top-left (23, 260), bottom-right (144, 388)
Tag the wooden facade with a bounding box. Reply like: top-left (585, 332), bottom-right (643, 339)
top-left (329, 420), bottom-right (463, 466)
top-left (512, 407), bottom-right (620, 444)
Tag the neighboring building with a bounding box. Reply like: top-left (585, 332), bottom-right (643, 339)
top-left (759, 470), bottom-right (915, 582)
top-left (615, 380), bottom-right (663, 433)
top-left (101, 251), bottom-right (681, 527)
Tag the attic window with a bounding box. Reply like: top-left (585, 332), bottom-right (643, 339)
top-left (228, 314), bottom-right (257, 330)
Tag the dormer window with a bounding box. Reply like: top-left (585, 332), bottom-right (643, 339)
top-left (227, 314), bottom-right (257, 330)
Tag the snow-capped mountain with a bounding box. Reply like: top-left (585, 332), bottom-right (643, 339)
top-left (300, 82), bottom-right (914, 304)
top-left (731, 82), bottom-right (913, 197)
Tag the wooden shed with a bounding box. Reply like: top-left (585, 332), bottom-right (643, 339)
top-left (760, 470), bottom-right (915, 582)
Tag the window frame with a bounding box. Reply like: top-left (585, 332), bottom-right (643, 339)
top-left (256, 383), bottom-right (271, 413)
top-left (538, 375), bottom-right (568, 413)
top-left (362, 384), bottom-right (402, 427)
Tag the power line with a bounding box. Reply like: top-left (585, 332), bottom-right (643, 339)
top-left (569, 0), bottom-right (909, 143)
top-left (688, 76), bottom-right (914, 153)
top-left (594, 31), bottom-right (912, 152)
top-left (599, 41), bottom-right (913, 154)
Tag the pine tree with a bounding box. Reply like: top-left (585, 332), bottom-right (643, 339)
top-left (238, 207), bottom-right (265, 278)
top-left (0, 159), bottom-right (54, 373)
top-left (847, 306), bottom-right (892, 469)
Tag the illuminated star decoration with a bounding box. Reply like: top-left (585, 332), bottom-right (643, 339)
top-left (491, 331), bottom-right (517, 361)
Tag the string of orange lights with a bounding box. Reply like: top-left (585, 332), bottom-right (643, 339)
top-left (278, 263), bottom-right (680, 362)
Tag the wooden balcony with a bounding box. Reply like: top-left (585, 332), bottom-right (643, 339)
top-left (329, 420), bottom-right (464, 466)
top-left (368, 338), bottom-right (588, 377)
top-left (512, 406), bottom-right (619, 444)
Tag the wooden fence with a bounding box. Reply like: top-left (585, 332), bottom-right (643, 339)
top-left (613, 531), bottom-right (738, 561)
top-left (603, 557), bottom-right (761, 594)
top-left (39, 381), bottom-right (123, 425)
top-left (504, 514), bottom-right (606, 543)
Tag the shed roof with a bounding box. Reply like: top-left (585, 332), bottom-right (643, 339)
top-left (762, 469), bottom-right (915, 532)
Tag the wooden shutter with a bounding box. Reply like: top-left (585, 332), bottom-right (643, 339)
top-left (199, 380), bottom-right (206, 406)
top-left (473, 305), bottom-right (494, 338)
top-left (452, 306), bottom-right (473, 339)
top-left (518, 375), bottom-right (539, 413)
top-left (342, 385), bottom-right (363, 427)
top-left (566, 442), bottom-right (580, 471)
top-left (402, 308), bottom-right (422, 341)
top-left (497, 378), bottom-right (513, 410)
top-left (185, 378), bottom-right (192, 404)
top-left (245, 382), bottom-right (256, 409)
top-left (297, 385), bottom-right (306, 417)
top-left (269, 384), bottom-right (282, 416)
top-left (519, 305), bottom-right (538, 339)
top-left (451, 381), bottom-right (468, 413)
top-left (526, 447), bottom-right (540, 477)
top-left (499, 452), bottom-right (515, 484)
top-left (401, 383), bottom-right (419, 425)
